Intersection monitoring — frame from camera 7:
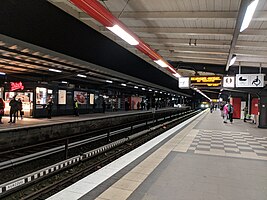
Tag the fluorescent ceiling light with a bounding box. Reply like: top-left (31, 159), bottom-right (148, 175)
top-left (173, 73), bottom-right (181, 78)
top-left (134, 86), bottom-right (138, 89)
top-left (121, 83), bottom-right (126, 86)
top-left (154, 59), bottom-right (169, 68)
top-left (240, 0), bottom-right (259, 32)
top-left (229, 54), bottom-right (237, 66)
top-left (106, 80), bottom-right (113, 83)
top-left (107, 25), bottom-right (139, 45)
top-left (49, 68), bottom-right (62, 73)
top-left (61, 81), bottom-right (68, 84)
top-left (168, 66), bottom-right (177, 73)
top-left (77, 74), bottom-right (87, 78)
top-left (155, 91), bottom-right (158, 93)
top-left (160, 91), bottom-right (162, 94)
top-left (142, 88), bottom-right (145, 90)
top-left (149, 89), bottom-right (152, 92)
top-left (0, 72), bottom-right (6, 75)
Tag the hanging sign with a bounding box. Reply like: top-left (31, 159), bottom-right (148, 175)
top-left (179, 77), bottom-right (190, 89)
top-left (10, 82), bottom-right (24, 91)
top-left (191, 76), bottom-right (222, 87)
top-left (223, 77), bottom-right (235, 88)
top-left (236, 74), bottom-right (265, 88)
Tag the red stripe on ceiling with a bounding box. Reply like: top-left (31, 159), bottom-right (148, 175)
top-left (70, 0), bottom-right (178, 76)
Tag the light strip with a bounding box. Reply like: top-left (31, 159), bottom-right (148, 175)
top-left (106, 80), bottom-right (113, 83)
top-left (229, 55), bottom-right (237, 66)
top-left (168, 66), bottom-right (177, 73)
top-left (193, 87), bottom-right (211, 101)
top-left (61, 81), bottom-right (68, 84)
top-left (173, 73), bottom-right (181, 78)
top-left (154, 59), bottom-right (169, 68)
top-left (77, 74), bottom-right (87, 78)
top-left (49, 68), bottom-right (62, 73)
top-left (0, 72), bottom-right (6, 75)
top-left (107, 25), bottom-right (139, 46)
top-left (240, 0), bottom-right (259, 32)
top-left (142, 88), bottom-right (145, 90)
top-left (134, 86), bottom-right (138, 89)
top-left (121, 83), bottom-right (127, 86)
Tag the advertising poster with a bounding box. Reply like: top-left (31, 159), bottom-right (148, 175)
top-left (74, 91), bottom-right (87, 104)
top-left (89, 94), bottom-right (94, 105)
top-left (36, 87), bottom-right (47, 104)
top-left (58, 90), bottom-right (66, 104)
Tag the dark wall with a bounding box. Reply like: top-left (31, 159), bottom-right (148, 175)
top-left (0, 0), bottom-right (183, 92)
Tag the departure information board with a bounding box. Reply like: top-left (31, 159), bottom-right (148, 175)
top-left (190, 76), bottom-right (222, 87)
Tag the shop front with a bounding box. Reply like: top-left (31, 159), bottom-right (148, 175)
top-left (4, 82), bottom-right (34, 117)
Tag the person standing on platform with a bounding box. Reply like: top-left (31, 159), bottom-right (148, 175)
top-left (223, 103), bottom-right (229, 123)
top-left (102, 100), bottom-right (106, 113)
top-left (46, 98), bottom-right (53, 119)
top-left (137, 101), bottom-right (140, 110)
top-left (243, 106), bottom-right (248, 122)
top-left (17, 98), bottom-right (23, 120)
top-left (228, 103), bottom-right (234, 124)
top-left (73, 98), bottom-right (79, 116)
top-left (0, 98), bottom-right (5, 124)
top-left (8, 96), bottom-right (18, 123)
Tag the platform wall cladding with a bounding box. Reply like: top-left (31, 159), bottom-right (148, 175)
top-left (0, 108), bottom-right (189, 151)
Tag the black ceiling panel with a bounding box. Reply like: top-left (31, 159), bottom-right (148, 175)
top-left (0, 0), bottom-right (185, 93)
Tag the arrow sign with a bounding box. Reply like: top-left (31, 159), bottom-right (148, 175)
top-left (239, 77), bottom-right (247, 81)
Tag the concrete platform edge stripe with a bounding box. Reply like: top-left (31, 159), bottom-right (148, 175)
top-left (47, 110), bottom-right (205, 200)
top-left (0, 155), bottom-right (81, 195)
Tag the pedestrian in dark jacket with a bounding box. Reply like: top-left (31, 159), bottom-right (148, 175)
top-left (102, 100), bottom-right (106, 113)
top-left (8, 96), bottom-right (18, 123)
top-left (46, 99), bottom-right (53, 119)
top-left (0, 98), bottom-right (5, 124)
top-left (17, 98), bottom-right (23, 120)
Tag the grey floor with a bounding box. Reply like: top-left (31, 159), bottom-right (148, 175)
top-left (128, 152), bottom-right (267, 200)
top-left (127, 111), bottom-right (267, 200)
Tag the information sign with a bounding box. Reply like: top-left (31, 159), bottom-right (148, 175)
top-left (236, 74), bottom-right (265, 88)
top-left (190, 76), bottom-right (222, 87)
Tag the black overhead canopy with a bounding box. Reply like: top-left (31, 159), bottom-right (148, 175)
top-left (0, 0), bottom-right (185, 93)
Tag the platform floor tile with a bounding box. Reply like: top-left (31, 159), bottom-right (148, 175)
top-left (187, 129), bottom-right (267, 160)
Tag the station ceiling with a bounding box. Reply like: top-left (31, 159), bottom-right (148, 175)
top-left (49, 0), bottom-right (267, 76)
top-left (0, 0), bottom-right (266, 100)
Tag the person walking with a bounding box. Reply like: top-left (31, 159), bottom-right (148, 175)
top-left (243, 106), bottom-right (248, 122)
top-left (228, 103), bottom-right (234, 123)
top-left (8, 96), bottom-right (18, 123)
top-left (223, 103), bottom-right (229, 123)
top-left (0, 98), bottom-right (5, 124)
top-left (73, 98), bottom-right (79, 116)
top-left (102, 100), bottom-right (106, 113)
top-left (45, 98), bottom-right (53, 119)
top-left (17, 98), bottom-right (23, 120)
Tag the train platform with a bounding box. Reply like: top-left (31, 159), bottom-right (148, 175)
top-left (0, 108), bottom-right (172, 131)
top-left (47, 109), bottom-right (267, 200)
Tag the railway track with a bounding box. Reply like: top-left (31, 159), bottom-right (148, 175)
top-left (0, 109), bottom-right (200, 199)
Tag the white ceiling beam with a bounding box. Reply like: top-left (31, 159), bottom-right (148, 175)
top-left (139, 37), bottom-right (231, 47)
top-left (79, 11), bottom-right (238, 20)
top-left (225, 0), bottom-right (252, 71)
top-left (79, 11), bottom-right (267, 21)
top-left (102, 26), bottom-right (267, 37)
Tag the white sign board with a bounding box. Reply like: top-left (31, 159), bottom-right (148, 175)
top-left (58, 90), bottom-right (66, 104)
top-left (179, 77), bottom-right (190, 89)
top-left (223, 77), bottom-right (235, 88)
top-left (236, 74), bottom-right (265, 88)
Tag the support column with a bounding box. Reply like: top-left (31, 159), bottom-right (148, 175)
top-left (259, 95), bottom-right (267, 128)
